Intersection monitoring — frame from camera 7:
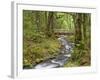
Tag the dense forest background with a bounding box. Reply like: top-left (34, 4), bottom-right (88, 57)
top-left (23, 10), bottom-right (91, 69)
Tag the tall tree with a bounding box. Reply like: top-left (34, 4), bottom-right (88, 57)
top-left (74, 13), bottom-right (82, 44)
top-left (46, 12), bottom-right (55, 37)
top-left (35, 11), bottom-right (40, 32)
top-left (82, 13), bottom-right (91, 48)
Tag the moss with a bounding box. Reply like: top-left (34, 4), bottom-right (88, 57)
top-left (23, 37), bottom-right (60, 68)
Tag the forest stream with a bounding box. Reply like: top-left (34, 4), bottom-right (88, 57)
top-left (23, 11), bottom-right (91, 69)
top-left (34, 36), bottom-right (74, 69)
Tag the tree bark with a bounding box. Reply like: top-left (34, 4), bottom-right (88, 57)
top-left (74, 13), bottom-right (82, 44)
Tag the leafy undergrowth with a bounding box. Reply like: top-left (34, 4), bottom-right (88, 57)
top-left (64, 42), bottom-right (91, 67)
top-left (64, 59), bottom-right (79, 67)
top-left (64, 54), bottom-right (90, 68)
top-left (23, 34), bottom-right (60, 69)
top-left (73, 44), bottom-right (90, 66)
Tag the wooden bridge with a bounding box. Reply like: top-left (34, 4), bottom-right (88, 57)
top-left (54, 29), bottom-right (74, 36)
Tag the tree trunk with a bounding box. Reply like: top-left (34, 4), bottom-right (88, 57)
top-left (35, 11), bottom-right (40, 32)
top-left (46, 12), bottom-right (54, 37)
top-left (74, 13), bottom-right (82, 44)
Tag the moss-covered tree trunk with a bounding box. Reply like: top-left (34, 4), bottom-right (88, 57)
top-left (74, 13), bottom-right (82, 44)
top-left (46, 12), bottom-right (55, 37)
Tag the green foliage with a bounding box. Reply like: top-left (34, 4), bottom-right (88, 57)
top-left (23, 10), bottom-right (91, 68)
top-left (55, 13), bottom-right (74, 32)
top-left (23, 35), bottom-right (60, 68)
top-left (70, 40), bottom-right (90, 66)
top-left (31, 32), bottom-right (46, 43)
top-left (64, 59), bottom-right (79, 67)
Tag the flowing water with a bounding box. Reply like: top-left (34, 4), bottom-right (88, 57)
top-left (34, 35), bottom-right (74, 69)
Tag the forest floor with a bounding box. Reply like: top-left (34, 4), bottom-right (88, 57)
top-left (23, 35), bottom-right (90, 69)
top-left (23, 37), bottom-right (61, 68)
